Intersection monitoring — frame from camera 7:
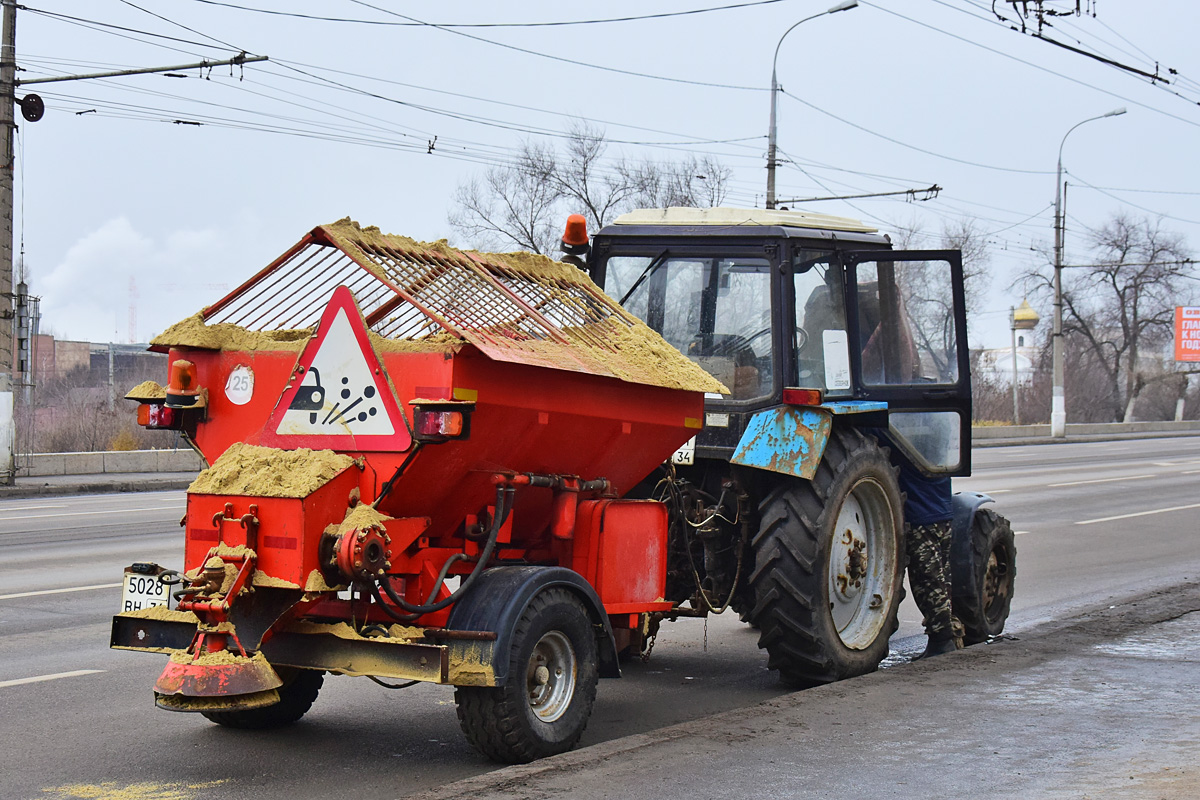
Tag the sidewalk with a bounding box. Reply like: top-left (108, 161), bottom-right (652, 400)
top-left (0, 471), bottom-right (195, 499)
top-left (409, 581), bottom-right (1200, 800)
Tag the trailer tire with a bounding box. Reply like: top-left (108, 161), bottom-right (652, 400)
top-left (748, 426), bottom-right (904, 686)
top-left (455, 588), bottom-right (598, 764)
top-left (951, 507), bottom-right (1016, 645)
top-left (200, 668), bottom-right (323, 729)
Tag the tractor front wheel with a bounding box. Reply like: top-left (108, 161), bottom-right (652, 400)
top-left (951, 507), bottom-right (1016, 645)
top-left (455, 588), bottom-right (599, 764)
top-left (749, 426), bottom-right (904, 686)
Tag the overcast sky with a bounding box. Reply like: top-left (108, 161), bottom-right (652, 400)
top-left (14, 0), bottom-right (1200, 348)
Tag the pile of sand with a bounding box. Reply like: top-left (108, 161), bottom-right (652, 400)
top-left (151, 313), bottom-right (314, 352)
top-left (188, 443), bottom-right (354, 498)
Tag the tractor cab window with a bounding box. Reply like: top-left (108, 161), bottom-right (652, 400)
top-left (602, 255), bottom-right (774, 400)
top-left (793, 253), bottom-right (850, 394)
top-left (855, 259), bottom-right (959, 386)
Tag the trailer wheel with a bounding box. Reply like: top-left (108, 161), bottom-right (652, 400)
top-left (201, 667), bottom-right (323, 729)
top-left (455, 588), bottom-right (598, 764)
top-left (749, 426), bottom-right (904, 686)
top-left (952, 508), bottom-right (1016, 645)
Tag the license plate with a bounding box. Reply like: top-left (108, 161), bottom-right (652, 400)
top-left (671, 436), bottom-right (696, 466)
top-left (120, 568), bottom-right (171, 613)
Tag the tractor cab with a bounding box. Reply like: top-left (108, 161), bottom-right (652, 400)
top-left (584, 207), bottom-right (972, 476)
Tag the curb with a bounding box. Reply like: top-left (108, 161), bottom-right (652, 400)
top-left (973, 429), bottom-right (1200, 447)
top-left (404, 580), bottom-right (1200, 800)
top-left (0, 477), bottom-right (194, 499)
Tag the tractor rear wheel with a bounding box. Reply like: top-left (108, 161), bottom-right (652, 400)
top-left (455, 588), bottom-right (598, 764)
top-left (951, 507), bottom-right (1016, 645)
top-left (201, 667), bottom-right (323, 729)
top-left (749, 426), bottom-right (904, 686)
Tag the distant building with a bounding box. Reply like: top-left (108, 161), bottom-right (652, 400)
top-left (974, 300), bottom-right (1041, 386)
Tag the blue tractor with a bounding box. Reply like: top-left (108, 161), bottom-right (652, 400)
top-left (567, 207), bottom-right (1016, 685)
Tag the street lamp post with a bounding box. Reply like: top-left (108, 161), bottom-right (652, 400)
top-left (766, 0), bottom-right (858, 210)
top-left (1051, 107), bottom-right (1125, 437)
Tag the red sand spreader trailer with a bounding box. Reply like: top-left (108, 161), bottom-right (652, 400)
top-left (114, 210), bottom-right (1016, 764)
top-left (113, 219), bottom-right (723, 762)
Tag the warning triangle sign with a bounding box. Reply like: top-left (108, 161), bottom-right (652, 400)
top-left (260, 285), bottom-right (412, 452)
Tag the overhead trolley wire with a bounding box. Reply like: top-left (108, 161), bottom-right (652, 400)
top-left (341, 1), bottom-right (766, 92)
top-left (860, 2), bottom-right (1200, 131)
top-left (187, 0), bottom-right (803, 28)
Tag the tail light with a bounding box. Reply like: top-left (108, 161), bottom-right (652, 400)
top-left (410, 399), bottom-right (474, 443)
top-left (138, 403), bottom-right (182, 430)
top-left (782, 388), bottom-right (823, 406)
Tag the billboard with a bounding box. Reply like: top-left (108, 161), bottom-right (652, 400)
top-left (1177, 306), bottom-right (1200, 362)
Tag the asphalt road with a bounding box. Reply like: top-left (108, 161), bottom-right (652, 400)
top-left (1, 436), bottom-right (1197, 800)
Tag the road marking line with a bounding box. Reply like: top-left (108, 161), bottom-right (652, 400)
top-left (1049, 474), bottom-right (1155, 487)
top-left (0, 670), bottom-right (105, 688)
top-left (1014, 531), bottom-right (1030, 535)
top-left (0, 583), bottom-right (122, 600)
top-left (1077, 502), bottom-right (1200, 526)
top-left (1183, 470), bottom-right (1200, 475)
top-left (0, 506), bottom-right (180, 521)
top-left (973, 489), bottom-right (1010, 494)
top-left (0, 504), bottom-right (67, 511)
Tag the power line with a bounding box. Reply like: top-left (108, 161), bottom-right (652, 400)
top-left (1066, 172), bottom-right (1200, 227)
top-left (116, 0), bottom-right (242, 52)
top-left (779, 90), bottom-right (1051, 175)
top-left (341, 1), bottom-right (765, 92)
top-left (859, 1), bottom-right (1200, 133)
top-left (186, 0), bottom-right (801, 28)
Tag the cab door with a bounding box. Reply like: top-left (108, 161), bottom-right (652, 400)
top-left (840, 249), bottom-right (972, 476)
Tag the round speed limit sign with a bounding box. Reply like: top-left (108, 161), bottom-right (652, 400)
top-left (225, 365), bottom-right (254, 405)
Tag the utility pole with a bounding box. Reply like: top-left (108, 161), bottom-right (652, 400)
top-left (0, 0), bottom-right (17, 483)
top-left (0, 0), bottom-right (267, 482)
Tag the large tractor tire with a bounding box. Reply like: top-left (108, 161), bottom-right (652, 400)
top-left (951, 507), bottom-right (1016, 645)
top-left (749, 426), bottom-right (904, 686)
top-left (455, 588), bottom-right (599, 764)
top-left (201, 668), bottom-right (323, 729)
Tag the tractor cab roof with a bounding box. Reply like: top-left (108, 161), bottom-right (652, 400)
top-left (595, 207), bottom-right (892, 247)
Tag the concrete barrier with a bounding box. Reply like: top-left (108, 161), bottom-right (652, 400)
top-left (14, 420), bottom-right (1200, 477)
top-left (972, 419), bottom-right (1200, 440)
top-left (17, 449), bottom-right (203, 477)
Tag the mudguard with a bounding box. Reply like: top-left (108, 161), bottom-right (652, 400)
top-left (445, 566), bottom-right (620, 685)
top-left (731, 401), bottom-right (887, 480)
top-left (951, 491), bottom-right (994, 541)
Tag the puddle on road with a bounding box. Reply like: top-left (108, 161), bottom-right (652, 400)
top-left (1091, 611), bottom-right (1200, 660)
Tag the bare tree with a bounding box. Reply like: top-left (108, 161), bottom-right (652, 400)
top-left (624, 154), bottom-right (732, 211)
top-left (1024, 213), bottom-right (1195, 421)
top-left (449, 125), bottom-right (731, 254)
top-left (447, 141), bottom-right (562, 255)
top-left (891, 217), bottom-right (991, 319)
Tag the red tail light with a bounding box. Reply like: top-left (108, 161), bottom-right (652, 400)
top-left (138, 403), bottom-right (181, 429)
top-left (411, 399), bottom-right (474, 443)
top-left (782, 388), bottom-right (823, 406)
top-left (415, 409), bottom-right (464, 437)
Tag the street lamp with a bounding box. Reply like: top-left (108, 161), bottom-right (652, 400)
top-left (1050, 107), bottom-right (1125, 437)
top-left (766, 0), bottom-right (858, 209)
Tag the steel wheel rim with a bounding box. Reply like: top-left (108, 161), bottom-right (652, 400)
top-left (827, 477), bottom-right (898, 649)
top-left (526, 630), bottom-right (576, 723)
top-left (983, 545), bottom-right (1010, 622)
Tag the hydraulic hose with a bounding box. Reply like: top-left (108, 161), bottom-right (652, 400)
top-left (374, 483), bottom-right (514, 617)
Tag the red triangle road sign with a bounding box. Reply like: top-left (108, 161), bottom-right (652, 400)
top-left (260, 285), bottom-right (413, 452)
